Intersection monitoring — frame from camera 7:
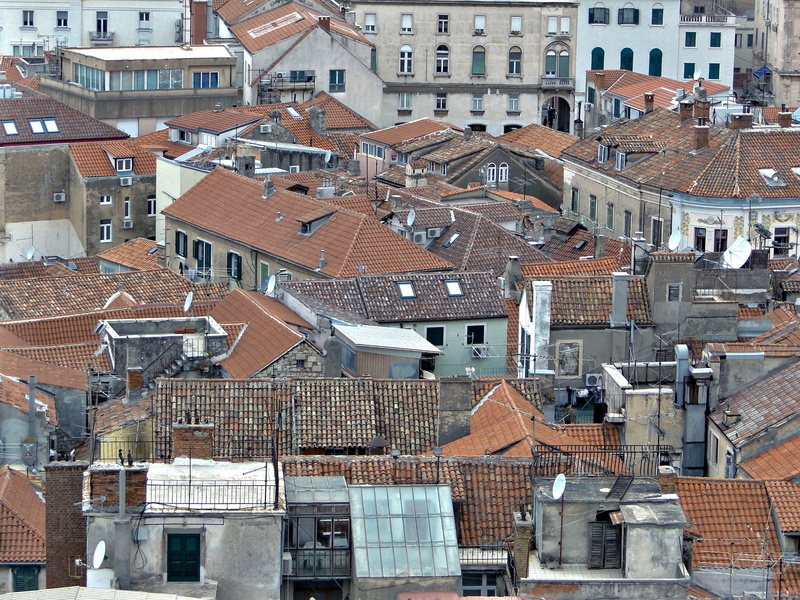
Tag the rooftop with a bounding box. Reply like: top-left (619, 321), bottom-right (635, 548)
top-left (96, 238), bottom-right (160, 271)
top-left (362, 119), bottom-right (459, 147)
top-left (0, 466), bottom-right (46, 563)
top-left (496, 123), bottom-right (578, 157)
top-left (70, 141), bottom-right (157, 178)
top-left (63, 45), bottom-right (235, 61)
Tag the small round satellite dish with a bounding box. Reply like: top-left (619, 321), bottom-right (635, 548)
top-left (693, 68), bottom-right (702, 81)
top-left (721, 236), bottom-right (752, 269)
top-left (407, 209), bottom-right (416, 227)
top-left (667, 231), bottom-right (681, 252)
top-left (92, 540), bottom-right (106, 570)
top-left (552, 473), bottom-right (566, 500)
top-left (183, 291), bottom-right (194, 313)
top-left (265, 275), bottom-right (276, 296)
top-left (26, 246), bottom-right (35, 261)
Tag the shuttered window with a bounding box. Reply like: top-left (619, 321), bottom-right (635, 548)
top-left (13, 567), bottom-right (38, 591)
top-left (168, 534), bottom-right (200, 581)
top-left (588, 522), bottom-right (621, 569)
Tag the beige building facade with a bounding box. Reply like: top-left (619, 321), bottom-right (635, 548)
top-left (752, 0), bottom-right (800, 107)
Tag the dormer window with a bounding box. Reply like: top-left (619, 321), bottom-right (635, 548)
top-left (615, 151), bottom-right (627, 171)
top-left (398, 281), bottom-right (416, 298)
top-left (300, 222), bottom-right (311, 234)
top-left (116, 158), bottom-right (133, 172)
top-left (760, 168), bottom-right (786, 186)
top-left (597, 144), bottom-right (610, 163)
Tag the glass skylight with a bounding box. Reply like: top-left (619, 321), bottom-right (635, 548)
top-left (444, 280), bottom-right (463, 296)
top-left (397, 282), bottom-right (416, 298)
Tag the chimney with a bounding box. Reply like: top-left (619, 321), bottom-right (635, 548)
top-left (262, 177), bottom-right (275, 198)
top-left (679, 101), bottom-right (693, 122)
top-left (269, 108), bottom-right (282, 125)
top-left (694, 117), bottom-right (709, 150)
top-left (531, 281), bottom-right (552, 371)
top-left (213, 102), bottom-right (223, 112)
top-left (390, 195), bottom-right (403, 210)
top-left (644, 93), bottom-right (654, 114)
top-left (573, 118), bottom-right (584, 139)
top-left (722, 409), bottom-right (741, 427)
top-left (778, 111), bottom-right (793, 128)
top-left (595, 234), bottom-right (606, 258)
top-left (502, 256), bottom-right (523, 299)
top-left (694, 99), bottom-right (710, 120)
top-left (658, 465), bottom-right (677, 494)
top-left (318, 15), bottom-right (331, 31)
top-left (610, 272), bottom-right (629, 328)
top-left (172, 421), bottom-right (214, 460)
top-left (594, 71), bottom-right (606, 91)
top-left (318, 249), bottom-right (327, 270)
top-left (0, 71), bottom-right (6, 82)
top-left (28, 376), bottom-right (37, 440)
top-left (308, 106), bottom-right (327, 137)
top-left (729, 113), bottom-right (754, 130)
top-left (463, 126), bottom-right (472, 141)
top-left (235, 155), bottom-right (256, 178)
top-left (437, 377), bottom-right (473, 445)
top-left (45, 462), bottom-right (89, 588)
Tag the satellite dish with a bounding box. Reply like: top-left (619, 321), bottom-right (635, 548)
top-left (407, 209), bottom-right (416, 227)
top-left (693, 68), bottom-right (702, 81)
top-left (92, 541), bottom-right (106, 570)
top-left (26, 246), bottom-right (35, 261)
top-left (265, 275), bottom-right (276, 296)
top-left (721, 236), bottom-right (752, 269)
top-left (552, 473), bottom-right (566, 500)
top-left (667, 231), bottom-right (681, 252)
top-left (183, 291), bottom-right (194, 313)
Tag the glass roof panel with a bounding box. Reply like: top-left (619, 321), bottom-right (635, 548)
top-left (285, 476), bottom-right (349, 504)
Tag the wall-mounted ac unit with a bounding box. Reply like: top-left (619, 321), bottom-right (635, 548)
top-left (427, 228), bottom-right (440, 238)
top-left (289, 165), bottom-right (300, 173)
top-left (168, 129), bottom-right (179, 142)
top-left (585, 373), bottom-right (602, 387)
top-left (413, 232), bottom-right (426, 244)
top-left (275, 71), bottom-right (286, 79)
top-left (120, 177), bottom-right (133, 186)
top-left (122, 219), bottom-right (134, 229)
top-left (584, 103), bottom-right (593, 112)
top-left (260, 123), bottom-right (272, 134)
top-left (282, 552), bottom-right (293, 575)
top-left (53, 192), bottom-right (66, 203)
top-left (472, 346), bottom-right (490, 359)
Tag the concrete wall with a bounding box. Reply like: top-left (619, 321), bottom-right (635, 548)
top-left (624, 523), bottom-right (683, 579)
top-left (352, 575), bottom-right (460, 600)
top-left (536, 500), bottom-right (591, 564)
top-left (692, 566), bottom-right (773, 599)
top-left (82, 176), bottom-right (156, 255)
top-left (522, 579), bottom-right (689, 600)
top-left (155, 158), bottom-right (208, 247)
top-left (0, 402), bottom-right (54, 468)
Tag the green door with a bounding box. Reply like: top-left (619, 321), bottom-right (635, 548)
top-left (168, 534), bottom-right (200, 581)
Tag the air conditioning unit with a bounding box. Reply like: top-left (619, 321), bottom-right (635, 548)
top-left (427, 228), bottom-right (440, 238)
top-left (120, 177), bottom-right (133, 186)
top-left (275, 71), bottom-right (285, 79)
top-left (413, 232), bottom-right (426, 244)
top-left (289, 165), bottom-right (300, 173)
top-left (259, 123), bottom-right (273, 134)
top-left (122, 219), bottom-right (134, 229)
top-left (53, 192), bottom-right (66, 203)
top-left (584, 102), bottom-right (593, 112)
top-left (472, 346), bottom-right (490, 359)
top-left (282, 552), bottom-right (293, 575)
top-left (168, 129), bottom-right (179, 142)
top-left (585, 373), bottom-right (602, 387)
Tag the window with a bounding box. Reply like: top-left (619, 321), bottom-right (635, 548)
top-left (436, 45), bottom-right (449, 74)
top-left (329, 69), bottom-right (345, 92)
top-left (685, 31), bottom-right (696, 47)
top-left (361, 142), bottom-right (384, 158)
top-left (588, 87), bottom-right (596, 104)
top-left (23, 10), bottom-right (34, 27)
top-left (370, 48), bottom-right (377, 72)
top-left (747, 33), bottom-right (753, 47)
top-left (606, 202), bottom-right (614, 230)
top-left (735, 33), bottom-right (742, 47)
top-left (510, 16), bottom-right (522, 33)
top-left (192, 72), bottom-right (219, 88)
top-left (571, 188), bottom-right (579, 212)
top-left (508, 46), bottom-right (522, 74)
top-left (13, 567), bottom-right (38, 592)
top-left (175, 231), bottom-right (188, 257)
top-left (474, 15), bottom-right (486, 34)
top-left (43, 119), bottom-right (58, 132)
top-left (683, 62), bottom-right (696, 79)
top-left (589, 195), bottom-right (597, 221)
top-left (364, 13), bottom-right (375, 32)
top-left (618, 7), bottom-right (639, 24)
top-left (100, 219), bottom-right (112, 243)
top-left (227, 252), bottom-right (242, 280)
top-left (774, 227), bottom-right (791, 255)
top-left (708, 63), bottom-right (720, 80)
top-left (426, 326), bottom-right (445, 347)
top-left (462, 572), bottom-right (498, 596)
top-left (399, 45), bottom-right (413, 73)
top-left (591, 47), bottom-right (605, 70)
top-left (399, 92), bottom-right (411, 109)
top-left (667, 283), bottom-right (681, 302)
top-left (100, 195), bottom-right (112, 205)
top-left (620, 48), bottom-right (633, 71)
top-left (545, 51), bottom-right (556, 76)
top-left (96, 11), bottom-right (108, 35)
top-left (589, 7), bottom-right (610, 24)
top-left (147, 195), bottom-right (156, 217)
top-left (124, 197), bottom-right (131, 218)
top-left (597, 143), bottom-right (609, 162)
top-left (29, 120), bottom-right (44, 134)
top-left (139, 12), bottom-right (150, 28)
top-left (694, 5), bottom-right (705, 13)
top-left (651, 7), bottom-right (663, 24)
top-left (499, 163), bottom-right (509, 182)
top-left (116, 158), bottom-right (133, 172)
top-left (508, 94), bottom-right (519, 112)
top-left (615, 151), bottom-right (626, 170)
top-left (694, 227), bottom-right (706, 251)
top-left (401, 14), bottom-right (412, 33)
top-left (651, 217), bottom-right (663, 246)
top-left (397, 281), bottom-right (416, 298)
top-left (589, 519), bottom-right (621, 569)
top-left (436, 93), bottom-right (447, 110)
top-left (708, 431), bottom-right (719, 465)
top-left (471, 94), bottom-right (484, 111)
top-left (710, 31), bottom-right (721, 47)
top-left (548, 16), bottom-right (558, 34)
top-left (561, 17), bottom-right (571, 34)
top-left (485, 163), bottom-right (496, 183)
top-left (444, 280), bottom-right (463, 296)
top-left (649, 48), bottom-right (663, 76)
top-left (57, 11), bottom-right (68, 27)
top-left (714, 229), bottom-right (728, 252)
top-left (438, 14), bottom-right (449, 33)
top-left (2, 121), bottom-right (18, 135)
top-left (466, 324), bottom-right (485, 345)
top-left (472, 46), bottom-right (486, 75)
top-left (193, 239), bottom-right (212, 272)
top-left (168, 534), bottom-right (200, 582)
top-left (624, 210), bottom-right (632, 237)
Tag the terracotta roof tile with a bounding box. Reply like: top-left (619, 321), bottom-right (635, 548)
top-left (540, 275), bottom-right (652, 326)
top-left (96, 238), bottom-right (160, 271)
top-left (231, 104), bottom-right (338, 154)
top-left (0, 374), bottom-right (57, 426)
top-left (4, 343), bottom-right (110, 372)
top-left (504, 298), bottom-right (519, 375)
top-left (164, 110), bottom-right (261, 134)
top-left (483, 189), bottom-right (556, 213)
top-left (521, 257), bottom-right (619, 278)
top-left (362, 119), bottom-right (459, 147)
top-left (497, 123), bottom-right (578, 157)
top-left (0, 350), bottom-right (88, 390)
top-left (541, 229), bottom-right (631, 269)
top-left (70, 141), bottom-right (157, 178)
top-left (300, 92), bottom-right (376, 131)
top-left (92, 395), bottom-right (153, 436)
top-left (739, 436), bottom-right (800, 481)
top-left (761, 106), bottom-right (799, 124)
top-left (766, 480), bottom-right (800, 532)
top-left (0, 466), bottom-right (46, 563)
top-left (132, 128), bottom-right (191, 160)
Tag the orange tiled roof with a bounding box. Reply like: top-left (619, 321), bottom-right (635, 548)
top-left (96, 238), bottom-right (160, 271)
top-left (232, 103), bottom-right (339, 153)
top-left (163, 168), bottom-right (452, 277)
top-left (362, 119), bottom-right (459, 147)
top-left (497, 123), bottom-right (578, 157)
top-left (539, 275), bottom-right (652, 326)
top-left (70, 141), bottom-right (157, 178)
top-left (0, 374), bottom-right (57, 426)
top-left (300, 92), bottom-right (376, 131)
top-left (540, 229), bottom-right (631, 269)
top-left (483, 189), bottom-right (557, 213)
top-left (521, 257), bottom-right (620, 278)
top-left (0, 466), bottom-right (46, 563)
top-left (132, 128), bottom-right (191, 160)
top-left (760, 106), bottom-right (798, 124)
top-left (164, 110), bottom-right (261, 134)
top-left (0, 350), bottom-right (88, 390)
top-left (766, 480), bottom-right (800, 533)
top-left (4, 343), bottom-right (110, 372)
top-left (92, 394), bottom-right (153, 435)
top-left (738, 305), bottom-right (764, 318)
top-left (739, 436), bottom-right (800, 481)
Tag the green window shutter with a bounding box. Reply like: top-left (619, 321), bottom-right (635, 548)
top-left (588, 8), bottom-right (595, 23)
top-left (604, 9), bottom-right (610, 23)
top-left (472, 49), bottom-right (486, 75)
top-left (168, 534), bottom-right (201, 582)
top-left (13, 567), bottom-right (38, 591)
top-left (192, 239), bottom-right (199, 260)
top-left (617, 8), bottom-right (624, 23)
top-left (633, 9), bottom-right (639, 24)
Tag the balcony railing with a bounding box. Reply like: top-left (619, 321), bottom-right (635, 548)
top-left (93, 435), bottom-right (278, 464)
top-left (680, 14), bottom-right (734, 23)
top-left (532, 444), bottom-right (675, 478)
top-left (287, 549), bottom-right (350, 578)
top-left (460, 544), bottom-right (517, 588)
top-left (541, 76), bottom-right (574, 90)
top-left (89, 31), bottom-right (114, 42)
top-left (148, 479), bottom-right (277, 510)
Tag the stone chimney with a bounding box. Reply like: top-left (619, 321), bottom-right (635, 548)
top-left (308, 106), bottom-right (327, 137)
top-left (644, 93), bottom-right (654, 114)
top-left (347, 159), bottom-right (361, 176)
top-left (262, 177), bottom-right (275, 198)
top-left (235, 155), bottom-right (256, 178)
top-left (658, 465), bottom-right (677, 494)
top-left (694, 99), bottom-right (710, 121)
top-left (531, 281), bottom-right (553, 371)
top-left (694, 117), bottom-right (709, 150)
top-left (610, 272), bottom-right (629, 328)
top-left (391, 194), bottom-right (403, 210)
top-left (318, 15), bottom-right (331, 31)
top-left (778, 112), bottom-right (793, 128)
top-left (573, 118), bottom-right (584, 139)
top-left (463, 126), bottom-right (472, 141)
top-left (593, 71), bottom-right (606, 91)
top-left (595, 234), bottom-right (606, 258)
top-left (722, 409), bottom-right (741, 427)
top-left (437, 377), bottom-right (473, 445)
top-left (513, 511), bottom-right (534, 579)
top-left (502, 256), bottom-right (523, 299)
top-left (679, 101), bottom-right (693, 122)
top-left (729, 113), bottom-right (754, 130)
top-left (173, 422), bottom-right (214, 460)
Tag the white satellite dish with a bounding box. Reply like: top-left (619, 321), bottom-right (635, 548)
top-left (552, 473), bottom-right (566, 500)
top-left (667, 231), bottom-right (681, 252)
top-left (693, 68), bottom-right (702, 81)
top-left (721, 236), bottom-right (752, 269)
top-left (407, 209), bottom-right (416, 227)
top-left (183, 291), bottom-right (194, 313)
top-left (26, 246), bottom-right (35, 261)
top-left (92, 540), bottom-right (106, 570)
top-left (265, 275), bottom-right (276, 296)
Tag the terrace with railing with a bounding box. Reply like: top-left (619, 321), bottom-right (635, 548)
top-left (147, 478), bottom-right (277, 511)
top-left (532, 444), bottom-right (675, 478)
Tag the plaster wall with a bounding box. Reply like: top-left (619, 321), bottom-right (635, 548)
top-left (624, 524), bottom-right (683, 579)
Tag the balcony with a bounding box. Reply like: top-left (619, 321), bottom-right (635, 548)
top-left (680, 14), bottom-right (735, 24)
top-left (89, 30), bottom-right (114, 45)
top-left (532, 444), bottom-right (676, 478)
top-left (540, 76), bottom-right (574, 90)
top-left (147, 478), bottom-right (277, 510)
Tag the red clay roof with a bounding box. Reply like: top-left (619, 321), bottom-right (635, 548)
top-left (521, 257), bottom-right (619, 278)
top-left (132, 128), bottom-right (190, 160)
top-left (4, 343), bottom-right (110, 372)
top-left (96, 238), bottom-right (160, 271)
top-left (766, 480), bottom-right (800, 533)
top-left (496, 123), bottom-right (578, 157)
top-left (540, 229), bottom-right (631, 269)
top-left (0, 466), bottom-right (46, 563)
top-left (0, 350), bottom-right (88, 390)
top-left (0, 374), bottom-right (57, 426)
top-left (362, 119), bottom-right (460, 147)
top-left (70, 141), bottom-right (157, 178)
top-left (301, 92), bottom-right (376, 131)
top-left (164, 110), bottom-right (261, 134)
top-left (739, 435), bottom-right (800, 481)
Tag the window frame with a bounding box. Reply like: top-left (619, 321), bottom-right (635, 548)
top-left (22, 10), bottom-right (34, 27)
top-left (708, 63), bottom-right (720, 80)
top-left (507, 93), bottom-right (520, 112)
top-left (329, 69), bottom-right (346, 93)
top-left (444, 280), bottom-right (463, 296)
top-left (617, 6), bottom-right (639, 24)
top-left (471, 46), bottom-right (486, 75)
top-left (708, 431), bottom-right (719, 466)
top-left (399, 92), bottom-right (411, 110)
top-left (147, 195), bottom-right (157, 217)
top-left (399, 45), bottom-right (413, 74)
top-left (99, 195), bottom-right (113, 206)
top-left (438, 14), bottom-right (449, 34)
top-left (435, 45), bottom-right (450, 74)
top-left (425, 325), bottom-right (445, 347)
top-left (606, 202), bottom-right (614, 230)
top-left (508, 46), bottom-right (522, 75)
top-left (589, 7), bottom-right (610, 24)
top-left (498, 162), bottom-right (509, 183)
top-left (435, 92), bottom-right (448, 111)
top-left (685, 31), bottom-right (697, 47)
top-left (683, 62), bottom-right (696, 79)
top-left (589, 194), bottom-right (597, 221)
top-left (485, 163), bottom-right (496, 183)
top-left (465, 323), bottom-right (486, 345)
top-left (57, 11), bottom-right (69, 28)
top-left (116, 158), bottom-right (133, 172)
top-left (124, 196), bottom-right (131, 219)
top-left (710, 31), bottom-right (721, 47)
top-left (99, 219), bottom-right (112, 243)
top-left (471, 93), bottom-right (484, 112)
top-left (2, 121), bottom-right (18, 135)
top-left (623, 210), bottom-right (632, 237)
top-left (193, 238), bottom-right (212, 272)
top-left (397, 281), bottom-right (416, 298)
top-left (510, 15), bottom-right (522, 34)
top-left (694, 227), bottom-right (706, 252)
top-left (175, 230), bottom-right (188, 258)
top-left (226, 251), bottom-right (242, 280)
top-left (400, 13), bottom-right (413, 33)
top-left (651, 7), bottom-right (664, 25)
top-left (474, 15), bottom-right (486, 34)
top-left (571, 188), bottom-right (579, 213)
top-left (192, 72), bottom-right (219, 89)
top-left (364, 13), bottom-right (376, 33)
top-left (167, 533), bottom-right (201, 582)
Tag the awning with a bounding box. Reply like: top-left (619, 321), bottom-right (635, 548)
top-left (753, 65), bottom-right (772, 79)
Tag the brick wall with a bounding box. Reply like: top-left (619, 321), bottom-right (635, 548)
top-left (254, 343), bottom-right (323, 378)
top-left (44, 462), bottom-right (88, 588)
top-left (89, 465), bottom-right (149, 511)
top-left (172, 423), bottom-right (214, 459)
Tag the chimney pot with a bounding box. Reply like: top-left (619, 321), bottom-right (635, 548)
top-left (644, 93), bottom-right (655, 114)
top-left (694, 119), bottom-right (709, 150)
top-left (778, 112), bottom-right (793, 128)
top-left (730, 113), bottom-right (754, 130)
top-left (694, 99), bottom-right (710, 120)
top-left (172, 422), bottom-right (214, 461)
top-left (679, 101), bottom-right (693, 122)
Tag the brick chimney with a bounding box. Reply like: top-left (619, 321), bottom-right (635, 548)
top-left (438, 377), bottom-right (473, 445)
top-left (173, 422), bottom-right (214, 460)
top-left (694, 117), bottom-right (709, 150)
top-left (593, 71), bottom-right (606, 91)
top-left (778, 112), bottom-right (793, 128)
top-left (658, 465), bottom-right (677, 494)
top-left (644, 93), bottom-right (654, 114)
top-left (694, 99), bottom-right (710, 121)
top-left (318, 15), bottom-right (331, 31)
top-left (679, 101), bottom-right (693, 122)
top-left (45, 462), bottom-right (89, 588)
top-left (729, 113), bottom-right (754, 130)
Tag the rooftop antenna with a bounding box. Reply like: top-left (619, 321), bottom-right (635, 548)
top-left (553, 473), bottom-right (566, 566)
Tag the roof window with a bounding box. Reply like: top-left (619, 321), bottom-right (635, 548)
top-left (397, 281), bottom-right (416, 298)
top-left (2, 121), bottom-right (18, 135)
top-left (442, 232), bottom-right (461, 248)
top-left (29, 120), bottom-right (45, 134)
top-left (444, 280), bottom-right (463, 296)
top-left (759, 168), bottom-right (786, 187)
top-left (43, 119), bottom-right (59, 133)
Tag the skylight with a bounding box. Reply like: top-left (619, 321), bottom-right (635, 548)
top-left (444, 280), bottom-right (463, 296)
top-left (285, 105), bottom-right (302, 119)
top-left (2, 121), bottom-right (18, 135)
top-left (442, 232), bottom-right (460, 248)
top-left (29, 120), bottom-right (45, 134)
top-left (759, 168), bottom-right (786, 187)
top-left (397, 281), bottom-right (416, 298)
top-left (43, 118), bottom-right (59, 133)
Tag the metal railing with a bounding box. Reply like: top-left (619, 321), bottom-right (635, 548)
top-left (92, 439), bottom-right (162, 463)
top-left (288, 549), bottom-right (350, 578)
top-left (540, 76), bottom-right (574, 89)
top-left (459, 544), bottom-right (517, 588)
top-left (532, 445), bottom-right (674, 478)
top-left (89, 31), bottom-right (114, 41)
top-left (148, 479), bottom-right (277, 510)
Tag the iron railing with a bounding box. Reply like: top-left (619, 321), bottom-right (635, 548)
top-left (287, 549), bottom-right (350, 578)
top-left (147, 479), bottom-right (276, 510)
top-left (94, 436), bottom-right (278, 464)
top-left (459, 544), bottom-right (517, 589)
top-left (532, 444), bottom-right (674, 478)
top-left (92, 439), bottom-right (162, 463)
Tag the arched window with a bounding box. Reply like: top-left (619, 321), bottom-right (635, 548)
top-left (499, 163), bottom-right (509, 182)
top-left (472, 46), bottom-right (486, 75)
top-left (591, 47), bottom-right (605, 70)
top-left (558, 50), bottom-right (570, 76)
top-left (545, 50), bottom-right (556, 76)
top-left (485, 163), bottom-right (497, 183)
top-left (436, 45), bottom-right (449, 74)
top-left (399, 45), bottom-right (413, 73)
top-left (648, 48), bottom-right (663, 77)
top-left (508, 46), bottom-right (522, 75)
top-left (620, 47), bottom-right (633, 71)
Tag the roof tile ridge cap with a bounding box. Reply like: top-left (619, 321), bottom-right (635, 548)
top-left (244, 294), bottom-right (304, 340)
top-left (353, 275), bottom-right (371, 319)
top-left (458, 213), bottom-right (482, 268)
top-left (501, 380), bottom-right (535, 441)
